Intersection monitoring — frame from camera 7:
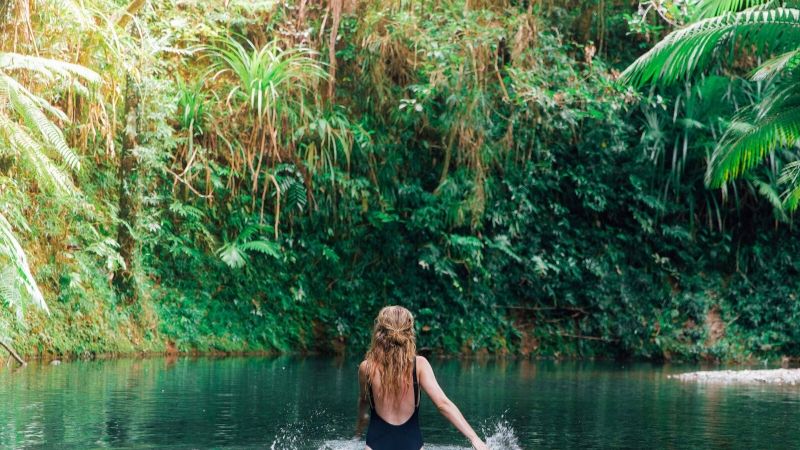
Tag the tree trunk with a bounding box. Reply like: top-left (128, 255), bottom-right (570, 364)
top-left (327, 0), bottom-right (343, 98)
top-left (114, 74), bottom-right (140, 302)
top-left (0, 340), bottom-right (26, 366)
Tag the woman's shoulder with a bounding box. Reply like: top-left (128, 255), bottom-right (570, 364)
top-left (358, 360), bottom-right (369, 382)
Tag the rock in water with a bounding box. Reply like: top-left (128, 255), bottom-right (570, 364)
top-left (670, 368), bottom-right (800, 385)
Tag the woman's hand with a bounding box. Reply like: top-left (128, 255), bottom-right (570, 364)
top-left (471, 438), bottom-right (489, 450)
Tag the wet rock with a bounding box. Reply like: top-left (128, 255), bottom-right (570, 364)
top-left (670, 368), bottom-right (800, 385)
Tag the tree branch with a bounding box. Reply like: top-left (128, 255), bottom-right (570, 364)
top-left (0, 340), bottom-right (26, 366)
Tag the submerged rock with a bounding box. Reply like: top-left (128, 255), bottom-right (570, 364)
top-left (670, 368), bottom-right (800, 385)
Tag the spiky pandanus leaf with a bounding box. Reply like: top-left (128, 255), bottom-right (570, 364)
top-left (209, 37), bottom-right (326, 120)
top-left (623, 8), bottom-right (800, 87)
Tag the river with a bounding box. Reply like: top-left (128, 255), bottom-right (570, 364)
top-left (0, 356), bottom-right (798, 449)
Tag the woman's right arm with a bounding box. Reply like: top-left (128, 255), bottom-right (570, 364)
top-left (417, 356), bottom-right (488, 450)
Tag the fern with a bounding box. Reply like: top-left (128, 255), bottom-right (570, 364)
top-left (285, 179), bottom-right (308, 213)
top-left (0, 52), bottom-right (98, 321)
top-left (0, 267), bottom-right (24, 321)
top-left (239, 240), bottom-right (281, 258)
top-left (0, 115), bottom-right (77, 194)
top-left (274, 164), bottom-right (308, 213)
top-left (216, 243), bottom-right (248, 269)
top-left (216, 225), bottom-right (281, 269)
top-left (0, 53), bottom-right (101, 84)
top-left (169, 201), bottom-right (206, 220)
top-left (4, 75), bottom-right (80, 170)
top-left (0, 212), bottom-right (48, 316)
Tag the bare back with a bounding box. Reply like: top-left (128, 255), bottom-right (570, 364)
top-left (359, 359), bottom-right (419, 425)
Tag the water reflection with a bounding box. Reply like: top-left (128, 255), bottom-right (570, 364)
top-left (0, 357), bottom-right (799, 449)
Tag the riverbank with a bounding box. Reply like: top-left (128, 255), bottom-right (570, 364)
top-left (6, 0), bottom-right (800, 366)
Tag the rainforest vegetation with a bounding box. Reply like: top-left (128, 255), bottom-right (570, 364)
top-left (1, 0), bottom-right (800, 362)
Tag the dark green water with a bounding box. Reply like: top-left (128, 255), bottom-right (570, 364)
top-left (0, 356), bottom-right (798, 449)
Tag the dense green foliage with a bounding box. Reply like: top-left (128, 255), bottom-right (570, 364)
top-left (1, 0), bottom-right (800, 362)
top-left (625, 0), bottom-right (800, 207)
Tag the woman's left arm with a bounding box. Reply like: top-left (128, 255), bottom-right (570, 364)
top-left (355, 361), bottom-right (370, 437)
top-left (417, 356), bottom-right (487, 449)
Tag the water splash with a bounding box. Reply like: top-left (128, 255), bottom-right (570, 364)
top-left (270, 423), bottom-right (305, 450)
top-left (317, 438), bottom-right (363, 450)
top-left (317, 420), bottom-right (521, 450)
top-left (484, 420), bottom-right (522, 450)
top-left (271, 408), bottom-right (335, 450)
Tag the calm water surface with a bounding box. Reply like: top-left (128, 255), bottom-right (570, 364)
top-left (0, 356), bottom-right (798, 449)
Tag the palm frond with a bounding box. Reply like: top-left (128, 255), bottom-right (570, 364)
top-left (751, 177), bottom-right (790, 219)
top-left (693, 0), bottom-right (774, 19)
top-left (623, 8), bottom-right (800, 87)
top-left (707, 100), bottom-right (800, 186)
top-left (779, 160), bottom-right (800, 209)
top-left (751, 49), bottom-right (800, 81)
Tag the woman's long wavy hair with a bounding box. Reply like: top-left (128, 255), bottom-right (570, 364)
top-left (365, 305), bottom-right (417, 401)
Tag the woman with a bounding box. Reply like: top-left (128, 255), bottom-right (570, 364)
top-left (355, 306), bottom-right (488, 450)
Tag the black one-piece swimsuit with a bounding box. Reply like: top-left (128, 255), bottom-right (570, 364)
top-left (365, 359), bottom-right (423, 450)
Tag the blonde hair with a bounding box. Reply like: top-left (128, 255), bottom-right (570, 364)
top-left (365, 305), bottom-right (417, 401)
